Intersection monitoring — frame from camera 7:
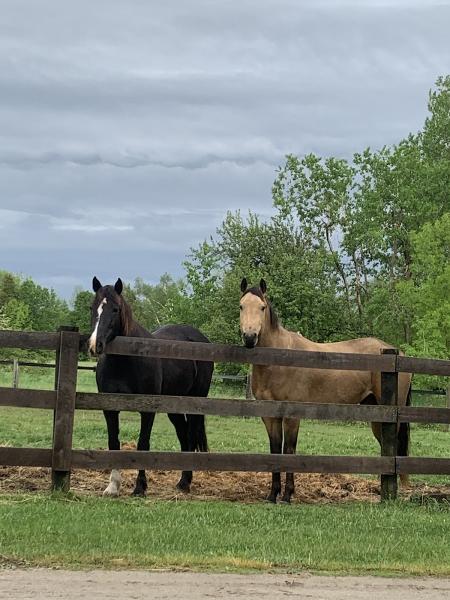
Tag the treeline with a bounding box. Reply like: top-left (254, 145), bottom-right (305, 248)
top-left (183, 77), bottom-right (450, 369)
top-left (1, 77), bottom-right (449, 381)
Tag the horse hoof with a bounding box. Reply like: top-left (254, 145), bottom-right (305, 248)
top-left (280, 497), bottom-right (292, 505)
top-left (265, 495), bottom-right (278, 504)
top-left (176, 481), bottom-right (191, 493)
top-left (131, 488), bottom-right (146, 497)
top-left (103, 487), bottom-right (120, 498)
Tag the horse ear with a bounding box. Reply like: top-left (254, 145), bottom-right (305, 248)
top-left (260, 279), bottom-right (267, 294)
top-left (114, 278), bottom-right (123, 295)
top-left (240, 277), bottom-right (248, 293)
top-left (92, 276), bottom-right (102, 292)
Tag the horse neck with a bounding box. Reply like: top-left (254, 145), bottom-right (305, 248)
top-left (258, 320), bottom-right (311, 350)
top-left (125, 319), bottom-right (149, 338)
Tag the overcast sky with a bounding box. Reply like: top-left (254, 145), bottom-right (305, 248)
top-left (1, 0), bottom-right (449, 300)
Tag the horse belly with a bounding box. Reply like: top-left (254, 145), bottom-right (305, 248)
top-left (253, 366), bottom-right (370, 404)
top-left (307, 369), bottom-right (371, 404)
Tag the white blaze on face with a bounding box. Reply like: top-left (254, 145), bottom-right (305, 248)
top-left (103, 469), bottom-right (121, 497)
top-left (88, 299), bottom-right (107, 354)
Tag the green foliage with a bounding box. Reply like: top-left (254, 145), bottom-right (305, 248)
top-left (123, 274), bottom-right (193, 332)
top-left (69, 289), bottom-right (93, 333)
top-left (0, 307), bottom-right (10, 330)
top-left (16, 279), bottom-right (69, 331)
top-left (0, 272), bottom-right (19, 307)
top-left (402, 213), bottom-right (450, 388)
top-left (3, 299), bottom-right (32, 330)
top-left (423, 75), bottom-right (450, 161)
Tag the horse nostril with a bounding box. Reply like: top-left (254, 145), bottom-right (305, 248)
top-left (243, 333), bottom-right (257, 348)
top-left (96, 341), bottom-right (104, 354)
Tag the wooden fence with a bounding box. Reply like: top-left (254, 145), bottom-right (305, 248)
top-left (0, 327), bottom-right (449, 501)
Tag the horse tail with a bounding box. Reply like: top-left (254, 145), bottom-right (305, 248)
top-left (187, 414), bottom-right (209, 452)
top-left (398, 384), bottom-right (411, 486)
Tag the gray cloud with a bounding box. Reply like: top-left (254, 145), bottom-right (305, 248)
top-left (0, 0), bottom-right (449, 298)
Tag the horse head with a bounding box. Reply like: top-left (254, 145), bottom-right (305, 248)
top-left (239, 277), bottom-right (271, 348)
top-left (88, 276), bottom-right (131, 356)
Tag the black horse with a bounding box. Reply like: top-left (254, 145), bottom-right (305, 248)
top-left (88, 276), bottom-right (213, 497)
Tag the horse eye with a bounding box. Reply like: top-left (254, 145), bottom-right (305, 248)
top-left (239, 305), bottom-right (243, 311)
top-left (261, 306), bottom-right (266, 311)
top-left (112, 307), bottom-right (119, 314)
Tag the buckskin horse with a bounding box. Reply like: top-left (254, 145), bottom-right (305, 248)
top-left (239, 278), bottom-right (412, 504)
top-left (88, 277), bottom-right (213, 497)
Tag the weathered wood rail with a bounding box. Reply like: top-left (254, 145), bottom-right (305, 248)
top-left (0, 329), bottom-right (449, 500)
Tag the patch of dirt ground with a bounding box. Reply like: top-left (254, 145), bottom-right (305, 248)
top-left (0, 463), bottom-right (448, 503)
top-left (0, 570), bottom-right (449, 600)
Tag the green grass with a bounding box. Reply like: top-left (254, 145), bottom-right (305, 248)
top-left (0, 494), bottom-right (449, 574)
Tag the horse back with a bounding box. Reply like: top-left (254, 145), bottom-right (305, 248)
top-left (152, 324), bottom-right (214, 397)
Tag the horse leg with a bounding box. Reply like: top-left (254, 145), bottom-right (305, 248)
top-left (168, 413), bottom-right (192, 492)
top-left (132, 412), bottom-right (155, 497)
top-left (281, 418), bottom-right (300, 504)
top-left (262, 417), bottom-right (282, 503)
top-left (103, 410), bottom-right (121, 497)
top-left (371, 421), bottom-right (410, 488)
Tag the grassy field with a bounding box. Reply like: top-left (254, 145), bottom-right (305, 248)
top-left (0, 494), bottom-right (449, 574)
top-left (0, 363), bottom-right (449, 574)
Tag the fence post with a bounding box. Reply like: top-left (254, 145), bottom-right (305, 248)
top-left (380, 348), bottom-right (399, 501)
top-left (446, 385), bottom-right (450, 433)
top-left (245, 373), bottom-right (253, 400)
top-left (52, 326), bottom-right (79, 492)
top-left (12, 358), bottom-right (19, 388)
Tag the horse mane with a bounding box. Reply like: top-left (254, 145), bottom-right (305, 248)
top-left (243, 287), bottom-right (280, 330)
top-left (119, 296), bottom-right (134, 337)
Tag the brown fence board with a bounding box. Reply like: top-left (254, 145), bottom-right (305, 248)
top-left (399, 406), bottom-right (450, 424)
top-left (76, 392), bottom-right (398, 422)
top-left (104, 337), bottom-right (397, 372)
top-left (0, 447), bottom-right (52, 467)
top-left (396, 457), bottom-right (450, 475)
top-left (0, 330), bottom-right (59, 350)
top-left (397, 355), bottom-right (450, 376)
top-left (0, 387), bottom-right (56, 409)
top-left (71, 449), bottom-right (394, 474)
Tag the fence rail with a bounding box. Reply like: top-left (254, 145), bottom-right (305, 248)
top-left (0, 328), bottom-right (449, 500)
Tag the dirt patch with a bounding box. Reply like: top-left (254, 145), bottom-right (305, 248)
top-left (1, 570), bottom-right (449, 600)
top-left (0, 461), bottom-right (447, 504)
top-left (0, 465), bottom-right (381, 503)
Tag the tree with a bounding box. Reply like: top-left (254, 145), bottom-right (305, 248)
top-left (21, 279), bottom-right (69, 331)
top-left (3, 299), bottom-right (31, 330)
top-left (422, 75), bottom-right (450, 161)
top-left (0, 307), bottom-right (10, 330)
top-left (408, 213), bottom-right (450, 358)
top-left (0, 272), bottom-right (20, 308)
top-left (70, 289), bottom-right (93, 333)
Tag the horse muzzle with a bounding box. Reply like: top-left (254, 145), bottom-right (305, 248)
top-left (243, 333), bottom-right (258, 348)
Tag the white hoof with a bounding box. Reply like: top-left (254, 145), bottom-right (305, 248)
top-left (103, 484), bottom-right (120, 497)
top-left (103, 469), bottom-right (121, 497)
